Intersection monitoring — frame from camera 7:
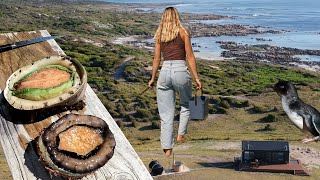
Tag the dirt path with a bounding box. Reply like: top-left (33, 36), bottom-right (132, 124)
top-left (139, 141), bottom-right (320, 173)
top-left (291, 145), bottom-right (320, 170)
top-left (112, 56), bottom-right (135, 80)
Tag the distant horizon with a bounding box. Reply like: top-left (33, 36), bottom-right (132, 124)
top-left (99, 0), bottom-right (320, 31)
top-left (98, 0), bottom-right (319, 3)
top-left (106, 0), bottom-right (320, 60)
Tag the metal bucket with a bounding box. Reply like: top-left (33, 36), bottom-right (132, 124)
top-left (189, 90), bottom-right (209, 120)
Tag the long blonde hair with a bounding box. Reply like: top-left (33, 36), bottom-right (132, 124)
top-left (155, 7), bottom-right (189, 43)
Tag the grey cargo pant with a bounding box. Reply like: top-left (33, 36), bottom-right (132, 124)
top-left (157, 60), bottom-right (192, 149)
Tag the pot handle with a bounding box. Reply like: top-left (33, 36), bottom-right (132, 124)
top-left (194, 89), bottom-right (202, 106)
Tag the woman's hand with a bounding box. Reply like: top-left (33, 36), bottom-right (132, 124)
top-left (195, 78), bottom-right (202, 90)
top-left (148, 79), bottom-right (155, 88)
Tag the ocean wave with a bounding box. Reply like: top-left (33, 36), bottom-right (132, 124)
top-left (174, 4), bottom-right (194, 7)
top-left (252, 13), bottom-right (270, 17)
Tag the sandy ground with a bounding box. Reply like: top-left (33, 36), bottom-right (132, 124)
top-left (291, 62), bottom-right (320, 72)
top-left (200, 141), bottom-right (320, 171)
top-left (140, 140), bottom-right (320, 179)
top-left (291, 145), bottom-right (320, 170)
top-left (112, 35), bottom-right (140, 45)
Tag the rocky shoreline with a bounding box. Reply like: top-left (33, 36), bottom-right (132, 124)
top-left (115, 4), bottom-right (286, 38)
top-left (113, 21), bottom-right (285, 51)
top-left (110, 3), bottom-right (320, 72)
top-left (218, 41), bottom-right (320, 67)
top-left (188, 23), bottom-right (283, 38)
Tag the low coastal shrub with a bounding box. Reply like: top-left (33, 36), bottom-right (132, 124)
top-left (263, 124), bottom-right (276, 131)
top-left (123, 97), bottom-right (132, 104)
top-left (233, 100), bottom-right (250, 108)
top-left (219, 97), bottom-right (250, 108)
top-left (116, 120), bottom-right (124, 128)
top-left (208, 105), bottom-right (215, 114)
top-left (108, 110), bottom-right (120, 118)
top-left (208, 97), bottom-right (221, 105)
top-left (116, 104), bottom-right (126, 117)
top-left (137, 137), bottom-right (151, 141)
top-left (256, 124), bottom-right (276, 132)
top-left (208, 105), bottom-right (227, 114)
top-left (135, 98), bottom-right (149, 109)
top-left (125, 115), bottom-right (136, 122)
top-left (151, 121), bottom-right (161, 129)
top-left (220, 100), bottom-right (230, 109)
top-left (216, 107), bottom-right (227, 114)
top-left (131, 120), bottom-right (138, 128)
top-left (218, 91), bottom-right (230, 96)
top-left (136, 108), bottom-right (153, 120)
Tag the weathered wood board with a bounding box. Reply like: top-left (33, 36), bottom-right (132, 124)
top-left (0, 30), bottom-right (152, 180)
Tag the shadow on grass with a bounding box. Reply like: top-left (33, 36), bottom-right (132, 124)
top-left (255, 123), bottom-right (276, 132)
top-left (254, 114), bottom-right (276, 123)
top-left (197, 162), bottom-right (235, 169)
top-left (246, 106), bottom-right (278, 115)
top-left (190, 137), bottom-right (214, 141)
top-left (138, 125), bottom-right (153, 131)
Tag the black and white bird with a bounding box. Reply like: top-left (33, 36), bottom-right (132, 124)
top-left (274, 81), bottom-right (320, 143)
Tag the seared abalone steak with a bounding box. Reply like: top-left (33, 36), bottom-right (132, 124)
top-left (4, 56), bottom-right (87, 110)
top-left (36, 114), bottom-right (116, 178)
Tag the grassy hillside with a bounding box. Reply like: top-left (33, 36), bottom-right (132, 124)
top-left (0, 0), bottom-right (159, 37)
top-left (122, 60), bottom-right (320, 143)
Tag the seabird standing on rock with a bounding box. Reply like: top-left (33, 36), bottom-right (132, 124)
top-left (274, 81), bottom-right (320, 143)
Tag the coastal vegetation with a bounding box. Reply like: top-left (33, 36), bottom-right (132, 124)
top-left (1, 0), bottom-right (320, 179)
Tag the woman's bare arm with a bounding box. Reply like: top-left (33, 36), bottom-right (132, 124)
top-left (148, 40), bottom-right (161, 87)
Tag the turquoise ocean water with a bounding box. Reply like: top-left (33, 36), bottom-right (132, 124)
top-left (101, 0), bottom-right (320, 61)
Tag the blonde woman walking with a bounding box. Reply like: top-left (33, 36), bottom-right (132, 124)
top-left (148, 7), bottom-right (202, 157)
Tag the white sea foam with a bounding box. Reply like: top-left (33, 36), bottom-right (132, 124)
top-left (174, 4), bottom-right (194, 7)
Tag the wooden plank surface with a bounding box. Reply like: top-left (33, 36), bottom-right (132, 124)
top-left (0, 30), bottom-right (152, 180)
